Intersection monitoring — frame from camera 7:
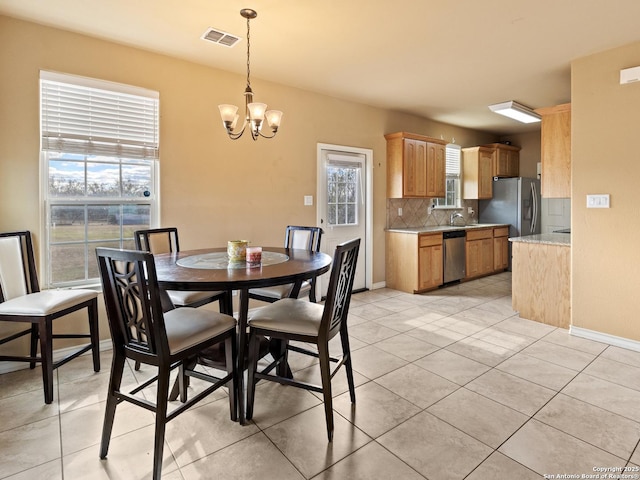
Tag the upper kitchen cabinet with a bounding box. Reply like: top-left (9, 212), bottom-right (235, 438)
top-left (483, 143), bottom-right (520, 177)
top-left (536, 103), bottom-right (571, 198)
top-left (462, 146), bottom-right (494, 199)
top-left (385, 132), bottom-right (446, 198)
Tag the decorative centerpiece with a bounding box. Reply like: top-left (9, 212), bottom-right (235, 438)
top-left (227, 240), bottom-right (249, 262)
top-left (246, 246), bottom-right (262, 267)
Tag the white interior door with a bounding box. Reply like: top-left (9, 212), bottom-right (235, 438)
top-left (317, 144), bottom-right (372, 297)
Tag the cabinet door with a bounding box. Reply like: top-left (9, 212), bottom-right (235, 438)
top-left (426, 142), bottom-right (446, 198)
top-left (493, 147), bottom-right (519, 177)
top-left (478, 150), bottom-right (494, 198)
top-left (493, 236), bottom-right (509, 271)
top-left (539, 105), bottom-right (571, 198)
top-left (481, 238), bottom-right (494, 274)
top-left (507, 150), bottom-right (520, 177)
top-left (465, 240), bottom-right (482, 278)
top-left (419, 244), bottom-right (443, 290)
top-left (403, 139), bottom-right (427, 197)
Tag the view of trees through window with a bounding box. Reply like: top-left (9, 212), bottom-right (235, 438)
top-left (326, 165), bottom-right (358, 226)
top-left (46, 152), bottom-right (153, 285)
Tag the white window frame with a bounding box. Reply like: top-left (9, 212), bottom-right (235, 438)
top-left (435, 143), bottom-right (462, 209)
top-left (40, 71), bottom-right (160, 288)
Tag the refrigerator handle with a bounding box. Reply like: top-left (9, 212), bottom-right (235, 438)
top-left (530, 182), bottom-right (538, 234)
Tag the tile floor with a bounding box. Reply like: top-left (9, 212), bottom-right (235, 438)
top-left (2, 272), bottom-right (640, 479)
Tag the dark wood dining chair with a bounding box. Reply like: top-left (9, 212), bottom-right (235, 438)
top-left (0, 230), bottom-right (100, 404)
top-left (96, 247), bottom-right (237, 480)
top-left (245, 238), bottom-right (360, 441)
top-left (248, 225), bottom-right (323, 303)
top-left (134, 227), bottom-right (232, 313)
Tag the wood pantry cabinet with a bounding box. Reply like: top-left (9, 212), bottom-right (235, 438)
top-left (465, 228), bottom-right (494, 279)
top-left (385, 132), bottom-right (446, 198)
top-left (385, 231), bottom-right (443, 293)
top-left (535, 103), bottom-right (571, 198)
top-left (483, 143), bottom-right (520, 178)
top-left (493, 226), bottom-right (509, 271)
top-left (462, 146), bottom-right (494, 199)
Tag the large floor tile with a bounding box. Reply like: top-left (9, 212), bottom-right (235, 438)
top-left (311, 441), bottom-right (425, 480)
top-left (542, 328), bottom-right (608, 355)
top-left (562, 373), bottom-right (640, 422)
top-left (0, 365), bottom-right (51, 400)
top-left (349, 345), bottom-right (408, 379)
top-left (445, 336), bottom-right (518, 367)
top-left (2, 460), bottom-right (62, 480)
top-left (294, 362), bottom-right (369, 400)
top-left (494, 316), bottom-right (556, 339)
top-left (534, 393), bottom-right (640, 459)
top-left (178, 432), bottom-right (305, 480)
top-left (378, 411), bottom-right (492, 480)
top-left (601, 345), bottom-right (640, 368)
top-left (414, 349), bottom-right (491, 385)
top-left (405, 325), bottom-right (467, 347)
top-left (465, 369), bottom-right (556, 416)
top-left (264, 404), bottom-right (371, 479)
top-left (521, 340), bottom-right (596, 371)
top-left (495, 352), bottom-right (578, 391)
top-left (347, 304), bottom-right (394, 321)
top-left (348, 322), bottom-right (399, 345)
top-left (499, 419), bottom-right (624, 476)
top-left (427, 387), bottom-right (529, 448)
top-left (333, 381), bottom-right (421, 438)
top-left (0, 416), bottom-right (61, 478)
top-left (471, 326), bottom-right (537, 351)
top-left (465, 451), bottom-right (540, 480)
top-left (582, 356), bottom-right (640, 392)
top-left (373, 332), bottom-right (439, 362)
top-left (374, 363), bottom-right (459, 408)
top-left (248, 378), bottom-right (322, 428)
top-left (0, 387), bottom-right (59, 433)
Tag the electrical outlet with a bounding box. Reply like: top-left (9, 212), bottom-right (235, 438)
top-left (304, 195), bottom-right (313, 206)
top-left (398, 207), bottom-right (403, 216)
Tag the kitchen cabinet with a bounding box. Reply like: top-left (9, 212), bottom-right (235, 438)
top-left (465, 228), bottom-right (494, 279)
top-left (385, 132), bottom-right (446, 198)
top-left (493, 226), bottom-right (509, 271)
top-left (536, 103), bottom-right (571, 198)
top-left (386, 231), bottom-right (443, 293)
top-left (483, 143), bottom-right (520, 178)
top-left (462, 146), bottom-right (494, 199)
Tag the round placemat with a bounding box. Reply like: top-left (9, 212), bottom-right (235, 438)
top-left (176, 251), bottom-right (289, 270)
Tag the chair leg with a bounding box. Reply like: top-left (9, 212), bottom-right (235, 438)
top-left (340, 330), bottom-right (356, 403)
top-left (318, 342), bottom-right (334, 442)
top-left (88, 299), bottom-right (101, 372)
top-left (37, 319), bottom-right (54, 404)
top-left (220, 290), bottom-right (234, 316)
top-left (29, 323), bottom-right (38, 369)
top-left (153, 363), bottom-right (171, 480)
top-left (100, 351), bottom-right (126, 459)
top-left (225, 334), bottom-right (238, 421)
top-left (245, 332), bottom-right (261, 421)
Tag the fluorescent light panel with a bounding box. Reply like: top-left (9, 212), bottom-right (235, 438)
top-left (488, 101), bottom-right (541, 124)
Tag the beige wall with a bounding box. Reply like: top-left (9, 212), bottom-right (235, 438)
top-left (572, 41), bottom-right (640, 340)
top-left (0, 15), bottom-right (496, 353)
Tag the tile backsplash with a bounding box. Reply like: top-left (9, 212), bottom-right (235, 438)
top-left (387, 198), bottom-right (479, 229)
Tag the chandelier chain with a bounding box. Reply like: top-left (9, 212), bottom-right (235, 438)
top-left (246, 15), bottom-right (251, 89)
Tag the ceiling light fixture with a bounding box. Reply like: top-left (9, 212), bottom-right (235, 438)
top-left (218, 9), bottom-right (282, 140)
top-left (488, 101), bottom-right (541, 124)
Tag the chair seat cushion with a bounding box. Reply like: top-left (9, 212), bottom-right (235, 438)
top-left (167, 289), bottom-right (224, 307)
top-left (0, 289), bottom-right (98, 316)
top-left (248, 298), bottom-right (323, 337)
top-left (249, 281), bottom-right (310, 300)
top-left (164, 308), bottom-right (236, 355)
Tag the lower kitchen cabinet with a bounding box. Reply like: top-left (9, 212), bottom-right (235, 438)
top-left (493, 227), bottom-right (509, 271)
top-left (386, 231), bottom-right (443, 293)
top-left (465, 228), bottom-right (494, 279)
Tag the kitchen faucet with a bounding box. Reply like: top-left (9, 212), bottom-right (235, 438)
top-left (450, 212), bottom-right (465, 226)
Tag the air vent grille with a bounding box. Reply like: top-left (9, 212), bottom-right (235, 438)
top-left (201, 27), bottom-right (240, 47)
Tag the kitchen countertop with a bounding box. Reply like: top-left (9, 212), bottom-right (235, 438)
top-left (386, 224), bottom-right (508, 234)
top-left (509, 233), bottom-right (571, 246)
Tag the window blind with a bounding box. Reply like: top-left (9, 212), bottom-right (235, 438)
top-left (445, 144), bottom-right (461, 176)
top-left (40, 71), bottom-right (159, 160)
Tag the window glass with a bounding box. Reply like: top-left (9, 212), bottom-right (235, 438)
top-left (435, 144), bottom-right (462, 208)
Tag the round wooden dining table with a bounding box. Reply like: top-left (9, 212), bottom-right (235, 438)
top-left (153, 246), bottom-right (333, 423)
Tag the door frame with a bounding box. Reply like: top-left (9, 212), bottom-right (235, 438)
top-left (316, 143), bottom-right (373, 292)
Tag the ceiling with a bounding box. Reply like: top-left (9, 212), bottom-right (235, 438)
top-left (2, 0), bottom-right (640, 135)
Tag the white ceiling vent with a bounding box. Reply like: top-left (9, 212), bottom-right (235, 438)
top-left (201, 27), bottom-right (241, 47)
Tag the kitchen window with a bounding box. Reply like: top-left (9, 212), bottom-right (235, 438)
top-left (40, 71), bottom-right (159, 287)
top-left (435, 143), bottom-right (462, 208)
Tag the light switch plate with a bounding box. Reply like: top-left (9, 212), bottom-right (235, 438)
top-left (304, 195), bottom-right (313, 206)
top-left (586, 194), bottom-right (610, 208)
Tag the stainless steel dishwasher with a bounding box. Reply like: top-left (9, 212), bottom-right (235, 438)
top-left (443, 230), bottom-right (466, 283)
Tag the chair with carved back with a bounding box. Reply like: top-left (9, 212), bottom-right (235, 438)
top-left (0, 230), bottom-right (100, 404)
top-left (246, 238), bottom-right (360, 441)
top-left (96, 247), bottom-right (237, 480)
top-left (248, 225), bottom-right (323, 303)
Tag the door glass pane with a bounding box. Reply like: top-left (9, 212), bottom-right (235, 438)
top-left (326, 164), bottom-right (359, 226)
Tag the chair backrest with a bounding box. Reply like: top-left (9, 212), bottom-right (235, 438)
top-left (96, 247), bottom-right (169, 360)
top-left (285, 226), bottom-right (323, 252)
top-left (134, 228), bottom-right (180, 255)
top-left (0, 231), bottom-right (39, 302)
top-left (320, 238), bottom-right (360, 341)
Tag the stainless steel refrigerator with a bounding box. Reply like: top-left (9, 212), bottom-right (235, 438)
top-left (478, 177), bottom-right (541, 270)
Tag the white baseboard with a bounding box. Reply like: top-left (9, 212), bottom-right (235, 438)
top-left (0, 339), bottom-right (112, 375)
top-left (570, 326), bottom-right (640, 353)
